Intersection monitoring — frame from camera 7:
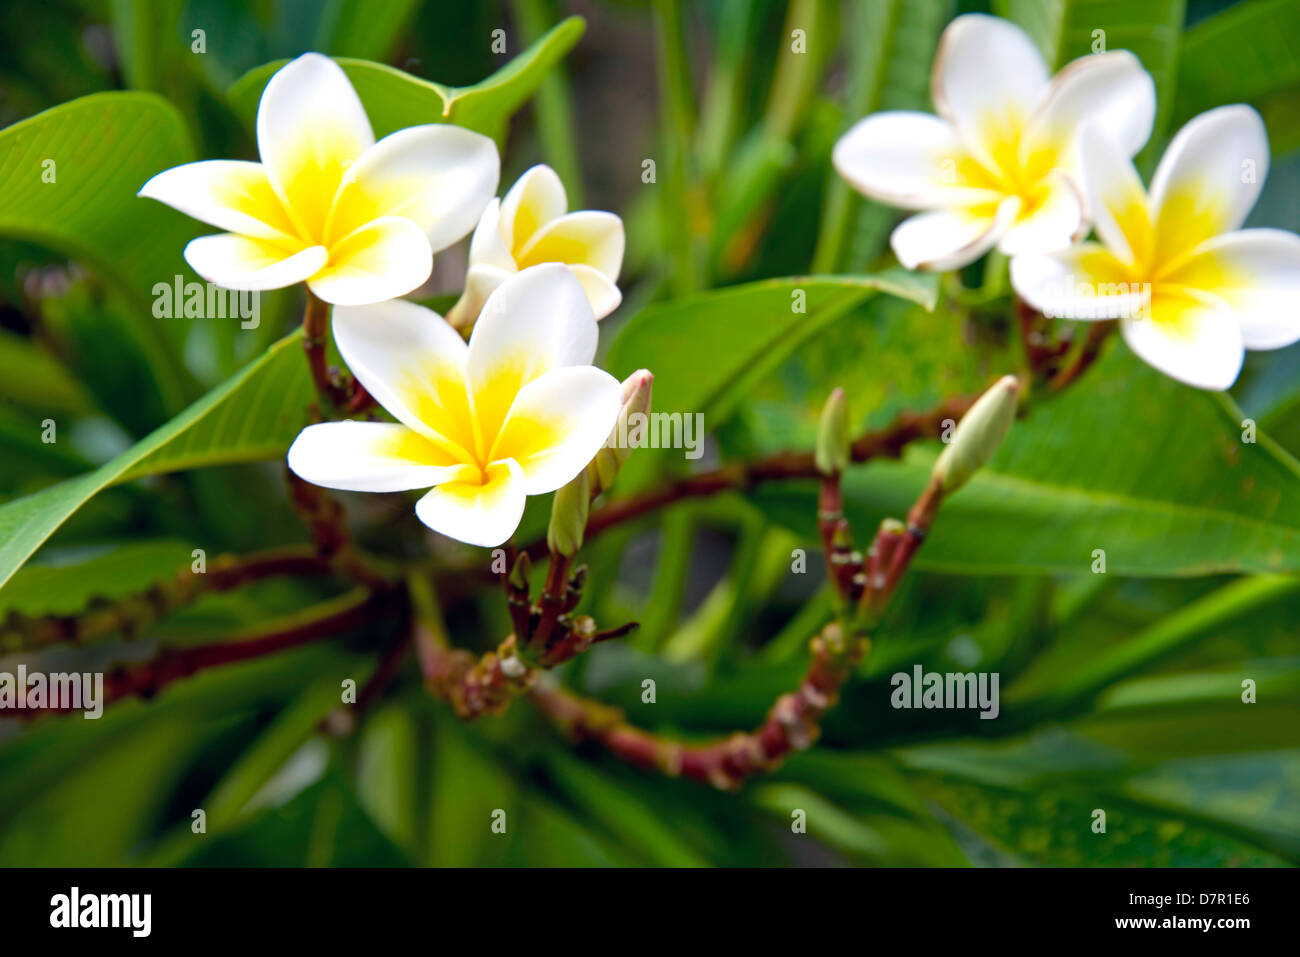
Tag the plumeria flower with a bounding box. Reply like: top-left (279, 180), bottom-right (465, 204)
top-left (832, 14), bottom-right (1155, 270)
top-left (139, 53), bottom-right (499, 305)
top-left (287, 264), bottom-right (623, 547)
top-left (447, 164), bottom-right (624, 329)
top-left (1011, 106), bottom-right (1300, 390)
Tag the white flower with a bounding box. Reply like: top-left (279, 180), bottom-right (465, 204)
top-left (287, 264), bottom-right (623, 547)
top-left (139, 53), bottom-right (499, 305)
top-left (832, 14), bottom-right (1155, 270)
top-left (1011, 106), bottom-right (1300, 390)
top-left (447, 164), bottom-right (624, 328)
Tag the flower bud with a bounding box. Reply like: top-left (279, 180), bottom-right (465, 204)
top-left (588, 369), bottom-right (654, 495)
top-left (932, 375), bottom-right (1019, 493)
top-left (547, 467), bottom-right (591, 558)
top-left (814, 387), bottom-right (850, 476)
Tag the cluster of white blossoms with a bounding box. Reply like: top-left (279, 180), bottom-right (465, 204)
top-left (141, 54), bottom-right (628, 546)
top-left (834, 14), bottom-right (1300, 391)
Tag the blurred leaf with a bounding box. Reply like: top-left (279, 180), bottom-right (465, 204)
top-left (0, 330), bottom-right (92, 415)
top-left (753, 347), bottom-right (1300, 576)
top-left (424, 716), bottom-right (516, 866)
top-left (1009, 576), bottom-right (1300, 709)
top-left (0, 538), bottom-right (193, 619)
top-left (606, 271), bottom-right (940, 481)
top-left (316, 0), bottom-right (422, 61)
top-left (0, 92), bottom-right (199, 409)
top-left (0, 330), bottom-right (311, 591)
top-left (1172, 0), bottom-right (1300, 135)
top-left (227, 17), bottom-right (586, 141)
top-left (543, 748), bottom-right (709, 866)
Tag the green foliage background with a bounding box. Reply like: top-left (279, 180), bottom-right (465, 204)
top-left (0, 0), bottom-right (1298, 866)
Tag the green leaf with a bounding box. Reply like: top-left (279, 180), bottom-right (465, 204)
top-left (1172, 0), bottom-right (1300, 133)
top-left (997, 0), bottom-right (1186, 165)
top-left (753, 347), bottom-right (1300, 576)
top-left (0, 92), bottom-right (202, 408)
top-left (0, 331), bottom-right (311, 591)
top-left (605, 271), bottom-right (940, 479)
top-left (0, 330), bottom-right (93, 416)
top-left (1008, 576), bottom-right (1300, 709)
top-left (0, 539), bottom-right (193, 619)
top-left (315, 0), bottom-right (422, 61)
top-left (227, 16), bottom-right (586, 141)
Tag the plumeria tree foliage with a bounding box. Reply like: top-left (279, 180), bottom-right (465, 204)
top-left (1, 1), bottom-right (1299, 867)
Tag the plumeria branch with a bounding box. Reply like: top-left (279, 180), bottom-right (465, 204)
top-left (528, 376), bottom-right (1019, 789)
top-left (0, 545), bottom-right (334, 654)
top-left (20, 588), bottom-right (401, 717)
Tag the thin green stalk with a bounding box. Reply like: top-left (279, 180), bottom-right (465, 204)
top-left (652, 0), bottom-right (702, 295)
top-left (811, 0), bottom-right (890, 273)
top-left (510, 0), bottom-right (584, 206)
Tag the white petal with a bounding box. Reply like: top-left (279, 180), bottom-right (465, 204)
top-left (499, 164), bottom-right (568, 255)
top-left (1079, 130), bottom-right (1152, 267)
top-left (931, 15), bottom-right (1050, 171)
top-left (1011, 243), bottom-right (1148, 320)
top-left (1121, 288), bottom-right (1244, 391)
top-left (467, 264), bottom-right (599, 445)
top-left (890, 197), bottom-right (1021, 271)
top-left (466, 198), bottom-right (516, 271)
top-left (1149, 105), bottom-right (1269, 264)
top-left (139, 160), bottom-right (299, 240)
top-left (325, 124), bottom-right (499, 252)
top-left (287, 421), bottom-right (473, 492)
top-left (256, 53), bottom-right (374, 241)
top-left (832, 112), bottom-right (1005, 211)
top-left (183, 234), bottom-right (327, 291)
top-left (331, 298), bottom-right (477, 460)
top-left (490, 365), bottom-right (623, 494)
top-left (1162, 229), bottom-right (1300, 350)
top-left (1025, 51), bottom-right (1155, 164)
top-left (414, 458), bottom-right (527, 548)
top-left (996, 175), bottom-right (1084, 256)
top-left (515, 210), bottom-right (625, 278)
top-left (445, 263), bottom-right (514, 332)
top-left (568, 264), bottom-right (623, 320)
top-left (307, 216), bottom-right (432, 305)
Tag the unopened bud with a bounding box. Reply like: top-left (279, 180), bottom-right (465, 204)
top-left (547, 467), bottom-right (591, 558)
top-left (589, 369), bottom-right (654, 494)
top-left (932, 375), bottom-right (1019, 493)
top-left (814, 387), bottom-right (850, 476)
top-left (508, 551), bottom-right (532, 589)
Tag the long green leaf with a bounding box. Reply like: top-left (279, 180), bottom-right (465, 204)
top-left (227, 17), bottom-right (585, 141)
top-left (0, 91), bottom-right (200, 409)
top-left (0, 331), bottom-right (311, 591)
top-left (1172, 0), bottom-right (1300, 132)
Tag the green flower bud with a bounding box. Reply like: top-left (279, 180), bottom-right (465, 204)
top-left (814, 387), bottom-right (850, 476)
top-left (547, 467), bottom-right (591, 558)
top-left (588, 369), bottom-right (654, 496)
top-left (932, 375), bottom-right (1019, 493)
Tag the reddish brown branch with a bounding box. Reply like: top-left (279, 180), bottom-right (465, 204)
top-left (322, 631), bottom-right (413, 736)
top-left (19, 589), bottom-right (400, 716)
top-left (1050, 321), bottom-right (1115, 391)
top-left (1, 546), bottom-right (334, 654)
top-left (302, 289), bottom-right (348, 408)
top-left (532, 622), bottom-right (867, 789)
